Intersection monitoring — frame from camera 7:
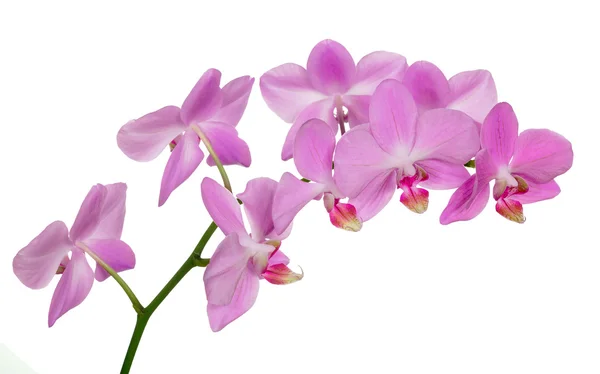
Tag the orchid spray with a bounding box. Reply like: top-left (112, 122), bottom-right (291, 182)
top-left (12, 39), bottom-right (573, 373)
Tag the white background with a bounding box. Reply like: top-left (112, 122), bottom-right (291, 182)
top-left (1, 1), bottom-right (598, 373)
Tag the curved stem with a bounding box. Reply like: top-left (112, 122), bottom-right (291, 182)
top-left (120, 221), bottom-right (218, 374)
top-left (192, 125), bottom-right (232, 192)
top-left (78, 242), bottom-right (144, 314)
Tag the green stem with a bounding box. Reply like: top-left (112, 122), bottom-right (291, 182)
top-left (120, 221), bottom-right (218, 374)
top-left (79, 242), bottom-right (143, 314)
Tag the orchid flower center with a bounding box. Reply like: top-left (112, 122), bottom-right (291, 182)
top-left (497, 166), bottom-right (518, 187)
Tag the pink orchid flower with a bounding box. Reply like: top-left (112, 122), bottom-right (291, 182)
top-left (403, 60), bottom-right (498, 125)
top-left (273, 118), bottom-right (362, 233)
top-left (334, 79), bottom-right (480, 221)
top-left (260, 39), bottom-right (408, 160)
top-left (201, 177), bottom-right (303, 332)
top-left (117, 68), bottom-right (254, 206)
top-left (13, 183), bottom-right (135, 327)
top-left (440, 102), bottom-right (574, 224)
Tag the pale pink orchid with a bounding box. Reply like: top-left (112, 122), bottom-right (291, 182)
top-left (260, 39), bottom-right (408, 160)
top-left (117, 68), bottom-right (254, 206)
top-left (440, 102), bottom-right (573, 224)
top-left (334, 79), bottom-right (480, 221)
top-left (201, 177), bottom-right (302, 332)
top-left (403, 60), bottom-right (498, 125)
top-left (273, 118), bottom-right (362, 233)
top-left (13, 183), bottom-right (135, 327)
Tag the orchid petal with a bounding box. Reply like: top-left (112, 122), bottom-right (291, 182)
top-left (84, 239), bottom-right (135, 282)
top-left (263, 263), bottom-right (304, 285)
top-left (281, 98), bottom-right (336, 161)
top-left (368, 79), bottom-right (418, 154)
top-left (237, 178), bottom-right (279, 243)
top-left (512, 179), bottom-right (561, 204)
top-left (117, 106), bottom-right (187, 162)
top-left (272, 173), bottom-right (326, 235)
top-left (158, 131), bottom-right (204, 206)
top-left (410, 108), bottom-right (480, 163)
top-left (180, 69), bottom-right (223, 125)
top-left (207, 264), bottom-right (259, 332)
top-left (480, 102), bottom-right (519, 166)
top-left (333, 124), bottom-right (395, 198)
top-left (69, 185), bottom-right (105, 242)
top-left (204, 233), bottom-right (251, 307)
top-left (13, 221), bottom-right (72, 290)
top-left (211, 76), bottom-right (254, 127)
top-left (447, 70), bottom-right (498, 124)
top-left (349, 170), bottom-right (397, 222)
top-left (294, 118), bottom-right (335, 184)
top-left (495, 198), bottom-right (525, 223)
top-left (475, 149), bottom-right (500, 188)
top-left (88, 183), bottom-right (127, 240)
top-left (201, 177), bottom-right (246, 237)
top-left (48, 250), bottom-right (94, 327)
top-left (348, 51), bottom-right (408, 95)
top-left (260, 63), bottom-right (326, 123)
top-left (268, 249), bottom-right (290, 266)
top-left (306, 39), bottom-right (356, 95)
top-left (440, 174), bottom-right (490, 224)
top-left (402, 61), bottom-right (450, 112)
top-left (329, 202), bottom-right (363, 232)
top-left (198, 121), bottom-right (251, 167)
top-left (416, 159), bottom-right (471, 190)
top-left (343, 95), bottom-right (370, 128)
top-left (400, 187), bottom-right (429, 214)
top-left (509, 129), bottom-right (574, 184)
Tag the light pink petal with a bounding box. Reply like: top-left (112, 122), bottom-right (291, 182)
top-left (475, 149), bottom-right (500, 187)
top-left (117, 106), bottom-right (187, 162)
top-left (402, 61), bottom-right (450, 112)
top-left (84, 239), bottom-right (135, 282)
top-left (410, 108), bottom-right (480, 163)
top-left (368, 79), bottom-right (418, 154)
top-left (207, 264), bottom-right (259, 332)
top-left (447, 70), bottom-right (498, 124)
top-left (416, 159), bottom-right (471, 190)
top-left (480, 102), bottom-right (519, 166)
top-left (204, 233), bottom-right (251, 307)
top-left (349, 170), bottom-right (397, 222)
top-left (211, 76), bottom-right (255, 127)
top-left (268, 249), bottom-right (290, 266)
top-left (180, 69), bottom-right (223, 125)
top-left (88, 183), bottom-right (127, 240)
top-left (509, 129), bottom-right (574, 184)
top-left (512, 179), bottom-right (561, 204)
top-left (294, 118), bottom-right (335, 184)
top-left (13, 221), bottom-right (72, 290)
top-left (158, 130), bottom-right (204, 206)
top-left (343, 95), bottom-right (370, 128)
top-left (333, 124), bottom-right (394, 198)
top-left (348, 51), bottom-right (408, 95)
top-left (306, 39), bottom-right (356, 95)
top-left (260, 63), bottom-right (326, 123)
top-left (48, 250), bottom-right (94, 327)
top-left (440, 175), bottom-right (491, 225)
top-left (201, 177), bottom-right (246, 237)
top-left (198, 121), bottom-right (251, 167)
top-left (237, 178), bottom-right (279, 243)
top-left (272, 173), bottom-right (326, 235)
top-left (281, 98), bottom-right (336, 161)
top-left (69, 184), bottom-right (105, 242)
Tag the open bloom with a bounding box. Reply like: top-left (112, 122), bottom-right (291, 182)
top-left (440, 102), bottom-right (574, 224)
top-left (201, 177), bottom-right (302, 332)
top-left (260, 39), bottom-right (408, 160)
top-left (334, 79), bottom-right (480, 221)
top-left (273, 118), bottom-right (362, 233)
top-left (118, 68), bottom-right (254, 206)
top-left (13, 183), bottom-right (135, 327)
top-left (403, 60), bottom-right (498, 125)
